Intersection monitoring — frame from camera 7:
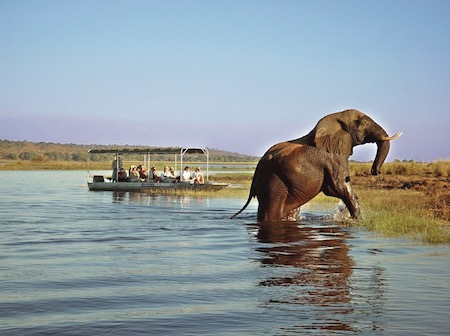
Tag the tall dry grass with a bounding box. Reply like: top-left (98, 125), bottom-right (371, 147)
top-left (351, 160), bottom-right (450, 177)
top-left (354, 187), bottom-right (450, 244)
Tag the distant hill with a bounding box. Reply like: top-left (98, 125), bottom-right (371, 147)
top-left (0, 140), bottom-right (259, 163)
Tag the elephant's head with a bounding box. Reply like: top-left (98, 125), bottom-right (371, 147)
top-left (297, 109), bottom-right (401, 175)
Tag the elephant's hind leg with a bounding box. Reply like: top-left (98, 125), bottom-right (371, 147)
top-left (257, 174), bottom-right (289, 221)
top-left (257, 192), bottom-right (288, 221)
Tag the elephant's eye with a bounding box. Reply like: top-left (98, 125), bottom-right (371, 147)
top-left (359, 119), bottom-right (368, 128)
top-left (345, 176), bottom-right (351, 183)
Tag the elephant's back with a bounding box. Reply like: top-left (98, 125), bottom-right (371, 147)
top-left (263, 142), bottom-right (308, 161)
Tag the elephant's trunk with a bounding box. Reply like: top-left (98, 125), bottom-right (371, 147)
top-left (367, 119), bottom-right (402, 175)
top-left (371, 139), bottom-right (390, 175)
top-left (371, 129), bottom-right (403, 174)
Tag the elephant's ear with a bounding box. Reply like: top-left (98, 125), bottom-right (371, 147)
top-left (314, 121), bottom-right (353, 157)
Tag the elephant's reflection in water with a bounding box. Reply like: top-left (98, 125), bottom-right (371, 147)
top-left (249, 219), bottom-right (355, 331)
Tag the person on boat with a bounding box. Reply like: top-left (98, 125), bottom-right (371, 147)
top-left (137, 164), bottom-right (148, 180)
top-left (118, 168), bottom-right (127, 182)
top-left (161, 166), bottom-right (175, 182)
top-left (111, 154), bottom-right (123, 182)
top-left (181, 166), bottom-right (192, 182)
top-left (128, 165), bottom-right (141, 182)
top-left (193, 167), bottom-right (204, 184)
top-left (149, 165), bottom-right (161, 182)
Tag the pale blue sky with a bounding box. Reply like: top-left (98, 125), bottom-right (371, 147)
top-left (1, 0), bottom-right (449, 161)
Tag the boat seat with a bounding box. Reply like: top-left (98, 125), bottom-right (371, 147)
top-left (93, 175), bottom-right (105, 182)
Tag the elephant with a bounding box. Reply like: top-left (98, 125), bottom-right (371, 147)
top-left (231, 109), bottom-right (401, 221)
top-left (231, 142), bottom-right (360, 221)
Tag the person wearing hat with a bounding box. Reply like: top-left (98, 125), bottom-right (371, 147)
top-left (128, 165), bottom-right (140, 182)
top-left (118, 167), bottom-right (127, 182)
top-left (111, 154), bottom-right (123, 182)
top-left (150, 165), bottom-right (160, 182)
top-left (137, 164), bottom-right (148, 180)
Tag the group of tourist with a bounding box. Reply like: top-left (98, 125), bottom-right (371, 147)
top-left (126, 164), bottom-right (149, 182)
top-left (111, 155), bottom-right (204, 184)
top-left (180, 166), bottom-right (204, 184)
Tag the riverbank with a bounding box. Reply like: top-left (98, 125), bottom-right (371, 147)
top-left (214, 173), bottom-right (450, 244)
top-left (352, 178), bottom-right (450, 244)
top-left (173, 170), bottom-right (450, 243)
top-left (352, 174), bottom-right (450, 222)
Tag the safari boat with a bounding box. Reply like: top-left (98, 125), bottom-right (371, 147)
top-left (87, 147), bottom-right (228, 193)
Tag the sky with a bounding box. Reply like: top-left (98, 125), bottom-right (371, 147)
top-left (1, 0), bottom-right (449, 161)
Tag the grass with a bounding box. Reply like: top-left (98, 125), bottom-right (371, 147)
top-left (354, 187), bottom-right (450, 244)
top-left (351, 160), bottom-right (450, 177)
top-left (0, 160), bottom-right (92, 170)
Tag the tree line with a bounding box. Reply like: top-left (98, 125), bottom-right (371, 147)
top-left (0, 140), bottom-right (258, 163)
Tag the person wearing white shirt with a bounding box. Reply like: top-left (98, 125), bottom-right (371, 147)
top-left (182, 166), bottom-right (192, 182)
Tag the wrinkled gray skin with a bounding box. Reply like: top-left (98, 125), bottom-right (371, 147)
top-left (293, 109), bottom-right (392, 175)
top-left (232, 109), bottom-right (399, 221)
top-left (231, 143), bottom-right (360, 221)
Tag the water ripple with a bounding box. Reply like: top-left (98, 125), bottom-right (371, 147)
top-left (1, 171), bottom-right (449, 335)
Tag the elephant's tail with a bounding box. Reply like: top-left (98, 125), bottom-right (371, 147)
top-left (231, 164), bottom-right (259, 219)
top-left (230, 194), bottom-right (254, 219)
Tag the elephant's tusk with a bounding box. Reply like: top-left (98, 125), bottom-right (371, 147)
top-left (381, 131), bottom-right (402, 141)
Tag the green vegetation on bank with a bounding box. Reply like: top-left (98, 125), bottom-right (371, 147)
top-left (354, 187), bottom-right (450, 244)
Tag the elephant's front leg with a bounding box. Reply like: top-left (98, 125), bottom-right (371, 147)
top-left (323, 175), bottom-right (360, 219)
top-left (341, 177), bottom-right (360, 219)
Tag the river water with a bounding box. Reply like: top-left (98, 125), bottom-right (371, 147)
top-left (1, 171), bottom-right (449, 335)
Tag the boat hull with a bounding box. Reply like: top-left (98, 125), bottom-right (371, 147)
top-left (88, 181), bottom-right (228, 193)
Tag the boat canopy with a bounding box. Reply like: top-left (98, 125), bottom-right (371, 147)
top-left (88, 147), bottom-right (207, 155)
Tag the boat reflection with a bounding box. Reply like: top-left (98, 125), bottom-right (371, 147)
top-left (112, 191), bottom-right (127, 203)
top-left (111, 191), bottom-right (208, 208)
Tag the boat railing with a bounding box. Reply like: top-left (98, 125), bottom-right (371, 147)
top-left (87, 146), bottom-right (210, 183)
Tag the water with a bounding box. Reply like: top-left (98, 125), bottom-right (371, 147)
top-left (1, 171), bottom-right (449, 335)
